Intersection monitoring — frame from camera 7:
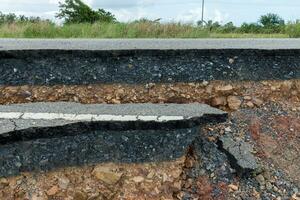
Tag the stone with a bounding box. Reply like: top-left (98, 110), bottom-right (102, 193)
top-left (92, 166), bottom-right (123, 185)
top-left (229, 58), bottom-right (235, 64)
top-left (225, 127), bottom-right (232, 133)
top-left (219, 135), bottom-right (259, 175)
top-left (292, 193), bottom-right (300, 200)
top-left (246, 101), bottom-right (255, 108)
top-left (252, 98), bottom-right (264, 107)
top-left (228, 184), bottom-right (238, 191)
top-left (58, 176), bottom-right (70, 190)
top-left (132, 176), bottom-right (144, 183)
top-left (281, 81), bottom-right (294, 92)
top-left (215, 85), bottom-right (233, 93)
top-left (255, 174), bottom-right (265, 186)
top-left (211, 96), bottom-right (227, 106)
top-left (0, 178), bottom-right (9, 189)
top-left (46, 185), bottom-right (59, 196)
top-left (227, 96), bottom-right (242, 110)
top-left (243, 96), bottom-right (252, 100)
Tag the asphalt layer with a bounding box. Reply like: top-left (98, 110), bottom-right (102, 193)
top-left (0, 103), bottom-right (227, 176)
top-left (1, 49), bottom-right (300, 85)
top-left (0, 102), bottom-right (225, 117)
top-left (1, 39), bottom-right (300, 50)
top-left (0, 103), bottom-right (226, 136)
top-left (0, 127), bottom-right (199, 176)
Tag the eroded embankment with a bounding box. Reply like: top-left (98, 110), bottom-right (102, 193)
top-left (0, 49), bottom-right (300, 200)
top-left (0, 80), bottom-right (299, 200)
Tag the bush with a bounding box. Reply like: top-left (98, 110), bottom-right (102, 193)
top-left (239, 23), bottom-right (262, 33)
top-left (286, 22), bottom-right (300, 38)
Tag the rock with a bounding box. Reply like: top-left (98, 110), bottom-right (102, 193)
top-left (252, 98), bottom-right (264, 107)
top-left (132, 176), bottom-right (144, 183)
top-left (243, 96), bottom-right (252, 100)
top-left (225, 127), bottom-right (232, 133)
top-left (46, 185), bottom-right (59, 196)
top-left (255, 174), bottom-right (265, 186)
top-left (202, 81), bottom-right (209, 86)
top-left (246, 101), bottom-right (255, 108)
top-left (215, 85), bottom-right (233, 93)
top-left (292, 193), bottom-right (300, 200)
top-left (74, 191), bottom-right (88, 200)
top-left (229, 58), bottom-right (235, 64)
top-left (219, 135), bottom-right (259, 175)
top-left (111, 99), bottom-right (121, 104)
top-left (0, 178), bottom-right (9, 189)
top-left (4, 86), bottom-right (18, 94)
top-left (211, 96), bottom-right (227, 106)
top-left (228, 184), bottom-right (239, 191)
top-left (92, 166), bottom-right (123, 185)
top-left (58, 176), bottom-right (70, 190)
top-left (227, 96), bottom-right (242, 110)
top-left (281, 81), bottom-right (294, 92)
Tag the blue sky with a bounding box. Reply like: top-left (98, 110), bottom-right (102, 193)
top-left (0, 0), bottom-right (299, 25)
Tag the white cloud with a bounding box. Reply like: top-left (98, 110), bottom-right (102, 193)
top-left (176, 8), bottom-right (229, 24)
top-left (110, 8), bottom-right (155, 22)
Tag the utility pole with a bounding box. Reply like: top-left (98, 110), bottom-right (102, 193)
top-left (201, 0), bottom-right (205, 25)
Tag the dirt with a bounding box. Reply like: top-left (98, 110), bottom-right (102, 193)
top-left (0, 80), bottom-right (300, 200)
top-left (0, 80), bottom-right (299, 111)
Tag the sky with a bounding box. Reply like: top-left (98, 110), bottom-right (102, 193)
top-left (0, 0), bottom-right (299, 25)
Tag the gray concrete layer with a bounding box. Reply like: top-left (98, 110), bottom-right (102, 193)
top-left (1, 39), bottom-right (300, 50)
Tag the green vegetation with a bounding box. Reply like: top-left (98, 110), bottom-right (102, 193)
top-left (56, 0), bottom-right (116, 23)
top-left (0, 0), bottom-right (299, 38)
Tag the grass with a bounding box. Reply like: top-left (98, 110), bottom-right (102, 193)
top-left (0, 21), bottom-right (296, 38)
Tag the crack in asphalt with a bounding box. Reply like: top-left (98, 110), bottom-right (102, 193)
top-left (9, 119), bottom-right (18, 131)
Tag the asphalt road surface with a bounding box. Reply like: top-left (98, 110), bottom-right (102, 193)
top-left (0, 102), bottom-right (226, 135)
top-left (1, 38), bottom-right (300, 50)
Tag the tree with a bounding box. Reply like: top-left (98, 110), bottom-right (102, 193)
top-left (259, 13), bottom-right (285, 28)
top-left (56, 0), bottom-right (116, 24)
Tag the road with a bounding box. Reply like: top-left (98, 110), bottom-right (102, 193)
top-left (1, 38), bottom-right (300, 50)
top-left (0, 102), bottom-right (226, 135)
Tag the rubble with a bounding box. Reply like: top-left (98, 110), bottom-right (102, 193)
top-left (218, 135), bottom-right (259, 175)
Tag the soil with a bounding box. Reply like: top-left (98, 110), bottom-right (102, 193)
top-left (0, 80), bottom-right (300, 200)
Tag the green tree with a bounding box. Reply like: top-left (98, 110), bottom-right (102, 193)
top-left (259, 13), bottom-right (285, 27)
top-left (56, 0), bottom-right (116, 24)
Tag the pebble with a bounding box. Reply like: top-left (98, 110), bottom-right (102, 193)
top-left (58, 177), bottom-right (70, 190)
top-left (252, 98), bottom-right (264, 107)
top-left (132, 176), bottom-right (145, 183)
top-left (227, 96), bottom-right (242, 110)
top-left (228, 184), bottom-right (239, 191)
top-left (292, 193), bottom-right (300, 200)
top-left (256, 174), bottom-right (266, 186)
top-left (46, 185), bottom-right (59, 196)
top-left (92, 166), bottom-right (123, 185)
